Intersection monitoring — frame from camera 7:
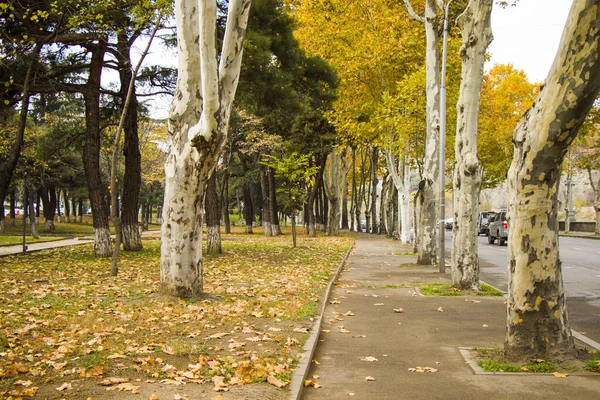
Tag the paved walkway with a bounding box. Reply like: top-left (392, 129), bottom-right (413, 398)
top-left (300, 234), bottom-right (600, 400)
top-left (0, 230), bottom-right (160, 257)
top-left (0, 238), bottom-right (93, 256)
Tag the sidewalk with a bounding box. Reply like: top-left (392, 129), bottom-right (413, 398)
top-left (300, 234), bottom-right (600, 400)
top-left (0, 238), bottom-right (93, 257)
top-left (0, 229), bottom-right (160, 257)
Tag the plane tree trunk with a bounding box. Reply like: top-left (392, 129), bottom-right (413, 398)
top-left (160, 0), bottom-right (251, 297)
top-left (451, 0), bottom-right (492, 290)
top-left (505, 0), bottom-right (600, 360)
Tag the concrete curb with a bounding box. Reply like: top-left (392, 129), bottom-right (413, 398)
top-left (289, 243), bottom-right (355, 400)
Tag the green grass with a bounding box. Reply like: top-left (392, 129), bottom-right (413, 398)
top-left (393, 251), bottom-right (417, 256)
top-left (418, 282), bottom-right (504, 296)
top-left (0, 235), bottom-right (66, 246)
top-left (476, 347), bottom-right (557, 373)
top-left (586, 352), bottom-right (600, 372)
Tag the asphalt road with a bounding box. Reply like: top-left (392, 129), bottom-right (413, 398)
top-left (444, 231), bottom-right (600, 344)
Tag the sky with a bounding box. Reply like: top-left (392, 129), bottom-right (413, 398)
top-left (138, 0), bottom-right (573, 119)
top-left (486, 0), bottom-right (572, 83)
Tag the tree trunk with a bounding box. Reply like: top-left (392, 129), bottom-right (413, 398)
top-left (341, 175), bottom-right (349, 230)
top-left (379, 173), bottom-right (388, 235)
top-left (9, 189), bottom-right (16, 226)
top-left (404, 0), bottom-right (441, 264)
top-left (56, 189), bottom-right (62, 222)
top-left (370, 147), bottom-right (378, 233)
top-left (0, 45), bottom-right (40, 223)
top-left (40, 185), bottom-right (57, 232)
top-left (588, 168), bottom-right (600, 235)
top-left (268, 167), bottom-right (280, 235)
top-left (222, 168), bottom-right (231, 234)
top-left (243, 183), bottom-right (254, 233)
top-left (324, 148), bottom-right (349, 236)
top-left (118, 34), bottom-right (143, 252)
top-left (505, 0), bottom-right (600, 360)
top-left (64, 189), bottom-right (71, 223)
top-left (451, 0), bottom-right (492, 290)
top-left (206, 172), bottom-right (222, 254)
top-left (28, 192), bottom-right (39, 239)
top-left (78, 198), bottom-right (83, 223)
top-left (350, 147), bottom-right (356, 231)
top-left (291, 212), bottom-right (297, 248)
top-left (83, 41), bottom-right (112, 257)
top-left (308, 155), bottom-right (326, 237)
top-left (160, 0), bottom-right (250, 298)
top-left (260, 166), bottom-right (273, 236)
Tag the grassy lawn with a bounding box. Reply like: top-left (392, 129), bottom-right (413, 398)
top-left (0, 235), bottom-right (66, 246)
top-left (2, 219), bottom-right (161, 237)
top-left (0, 228), bottom-right (354, 397)
top-left (418, 281), bottom-right (504, 296)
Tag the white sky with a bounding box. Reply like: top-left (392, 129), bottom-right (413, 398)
top-left (133, 0), bottom-right (573, 119)
top-left (486, 0), bottom-right (572, 83)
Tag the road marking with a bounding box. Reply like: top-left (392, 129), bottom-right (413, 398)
top-left (573, 247), bottom-right (582, 251)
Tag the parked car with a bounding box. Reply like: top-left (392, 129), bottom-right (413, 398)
top-left (444, 218), bottom-right (454, 230)
top-left (478, 211), bottom-right (496, 236)
top-left (488, 210), bottom-right (508, 245)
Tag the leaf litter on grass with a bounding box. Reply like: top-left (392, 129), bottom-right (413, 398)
top-left (0, 229), bottom-right (354, 398)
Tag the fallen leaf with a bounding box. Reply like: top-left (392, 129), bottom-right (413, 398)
top-left (365, 376), bottom-right (376, 381)
top-left (55, 382), bottom-right (72, 391)
top-left (360, 356), bottom-right (379, 362)
top-left (149, 394), bottom-right (160, 400)
top-left (348, 393), bottom-right (355, 396)
top-left (553, 372), bottom-right (568, 378)
top-left (304, 379), bottom-right (321, 388)
top-left (267, 375), bottom-right (289, 388)
top-left (408, 367), bottom-right (438, 373)
top-left (482, 324), bottom-right (488, 328)
top-left (393, 308), bottom-right (404, 313)
top-left (343, 311), bottom-right (355, 316)
top-left (100, 377), bottom-right (130, 386)
top-left (374, 303), bottom-right (384, 306)
top-left (107, 353), bottom-right (127, 359)
top-left (339, 328), bottom-right (350, 334)
top-left (437, 307), bottom-right (444, 312)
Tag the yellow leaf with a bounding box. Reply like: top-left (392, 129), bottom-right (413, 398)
top-left (553, 372), bottom-right (568, 378)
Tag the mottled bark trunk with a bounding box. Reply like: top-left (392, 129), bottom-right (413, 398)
top-left (206, 172), bottom-right (222, 254)
top-left (451, 0), bottom-right (492, 290)
top-left (118, 34), bottom-right (143, 252)
top-left (160, 0), bottom-right (250, 298)
top-left (506, 0), bottom-right (600, 360)
top-left (84, 41), bottom-right (112, 257)
top-left (405, 0), bottom-right (441, 264)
